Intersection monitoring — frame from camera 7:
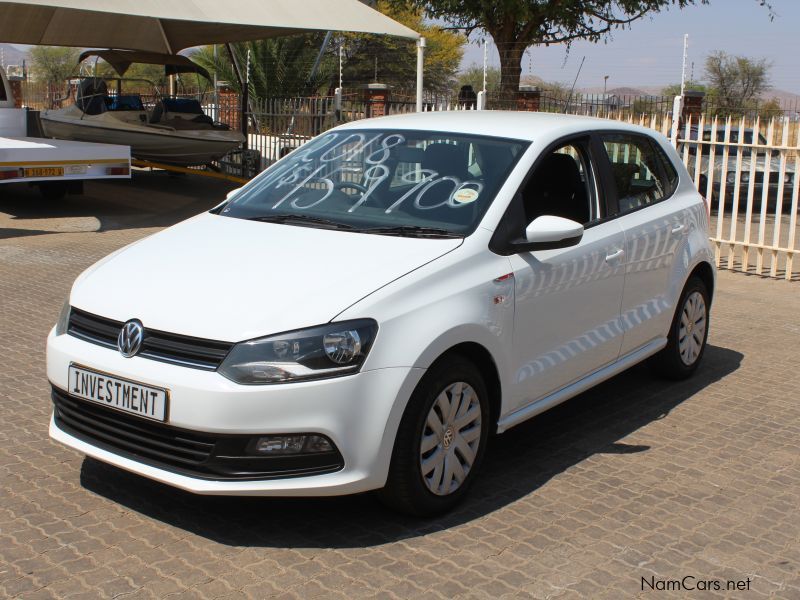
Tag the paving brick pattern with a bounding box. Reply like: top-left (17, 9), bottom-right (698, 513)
top-left (1, 175), bottom-right (798, 599)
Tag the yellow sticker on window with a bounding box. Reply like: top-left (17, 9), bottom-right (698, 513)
top-left (452, 188), bottom-right (479, 204)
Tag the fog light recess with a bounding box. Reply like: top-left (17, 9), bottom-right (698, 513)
top-left (249, 434), bottom-right (334, 455)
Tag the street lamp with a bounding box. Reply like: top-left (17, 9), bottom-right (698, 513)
top-left (603, 75), bottom-right (610, 116)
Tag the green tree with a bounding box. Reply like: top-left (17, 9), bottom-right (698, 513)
top-left (93, 61), bottom-right (170, 88)
top-left (456, 64), bottom-right (501, 93)
top-left (191, 34), bottom-right (333, 99)
top-left (341, 0), bottom-right (464, 95)
top-left (28, 45), bottom-right (80, 87)
top-left (757, 96), bottom-right (782, 119)
top-left (660, 82), bottom-right (707, 97)
top-left (397, 0), bottom-right (773, 93)
top-left (704, 52), bottom-right (771, 115)
top-left (124, 63), bottom-right (170, 87)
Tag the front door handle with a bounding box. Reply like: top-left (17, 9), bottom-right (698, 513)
top-left (605, 248), bottom-right (624, 262)
top-left (671, 223), bottom-right (686, 235)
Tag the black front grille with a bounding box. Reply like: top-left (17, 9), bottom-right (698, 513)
top-left (52, 387), bottom-right (345, 481)
top-left (68, 308), bottom-right (233, 370)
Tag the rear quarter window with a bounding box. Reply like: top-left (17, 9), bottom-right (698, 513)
top-left (601, 133), bottom-right (679, 214)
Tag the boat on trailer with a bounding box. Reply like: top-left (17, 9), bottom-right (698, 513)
top-left (40, 50), bottom-right (245, 166)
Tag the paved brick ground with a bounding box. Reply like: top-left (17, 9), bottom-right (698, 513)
top-left (1, 174), bottom-right (798, 599)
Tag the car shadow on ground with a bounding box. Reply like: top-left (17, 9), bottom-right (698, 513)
top-left (79, 344), bottom-right (742, 548)
top-left (0, 171), bottom-right (236, 236)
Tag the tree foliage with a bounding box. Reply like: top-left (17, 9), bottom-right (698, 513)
top-left (191, 34), bottom-right (333, 99)
top-left (660, 82), bottom-right (707, 97)
top-left (397, 0), bottom-right (772, 93)
top-left (456, 64), bottom-right (501, 93)
top-left (28, 45), bottom-right (80, 87)
top-left (340, 0), bottom-right (464, 95)
top-left (190, 1), bottom-right (463, 100)
top-left (704, 51), bottom-right (771, 114)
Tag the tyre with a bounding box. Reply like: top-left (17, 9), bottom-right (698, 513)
top-left (379, 355), bottom-right (490, 516)
top-left (649, 276), bottom-right (710, 379)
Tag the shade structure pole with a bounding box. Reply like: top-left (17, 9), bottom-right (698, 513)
top-left (415, 36), bottom-right (425, 112)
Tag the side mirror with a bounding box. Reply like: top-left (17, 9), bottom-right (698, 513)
top-left (515, 215), bottom-right (583, 252)
top-left (225, 187), bottom-right (241, 200)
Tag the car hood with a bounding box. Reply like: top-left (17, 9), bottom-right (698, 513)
top-left (71, 212), bottom-right (462, 342)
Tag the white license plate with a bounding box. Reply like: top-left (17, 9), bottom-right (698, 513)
top-left (67, 364), bottom-right (168, 422)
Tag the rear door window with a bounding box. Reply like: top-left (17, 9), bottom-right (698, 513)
top-left (600, 133), bottom-right (677, 215)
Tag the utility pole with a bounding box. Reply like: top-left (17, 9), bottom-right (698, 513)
top-left (671, 34), bottom-right (689, 148)
top-left (482, 38), bottom-right (488, 93)
top-left (339, 45), bottom-right (343, 90)
top-left (680, 34), bottom-right (689, 96)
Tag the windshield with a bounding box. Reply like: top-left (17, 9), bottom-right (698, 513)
top-left (217, 129), bottom-right (528, 236)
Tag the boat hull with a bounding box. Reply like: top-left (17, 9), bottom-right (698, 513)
top-left (40, 114), bottom-right (244, 166)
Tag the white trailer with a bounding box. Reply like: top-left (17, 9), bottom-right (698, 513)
top-left (1, 68), bottom-right (130, 199)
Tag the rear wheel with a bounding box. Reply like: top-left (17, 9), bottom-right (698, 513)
top-left (649, 276), bottom-right (710, 379)
top-left (379, 356), bottom-right (490, 516)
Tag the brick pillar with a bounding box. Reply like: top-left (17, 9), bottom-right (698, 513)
top-left (9, 78), bottom-right (23, 108)
top-left (516, 85), bottom-right (541, 112)
top-left (682, 90), bottom-right (705, 121)
top-left (361, 84), bottom-right (390, 118)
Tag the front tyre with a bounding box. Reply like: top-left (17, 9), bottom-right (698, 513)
top-left (650, 276), bottom-right (710, 379)
top-left (379, 356), bottom-right (490, 516)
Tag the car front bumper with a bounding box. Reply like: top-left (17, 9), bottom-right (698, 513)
top-left (47, 328), bottom-right (424, 496)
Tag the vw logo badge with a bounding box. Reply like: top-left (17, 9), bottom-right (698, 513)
top-left (118, 320), bottom-right (144, 358)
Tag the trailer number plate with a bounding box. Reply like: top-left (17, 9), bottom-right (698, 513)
top-left (23, 167), bottom-right (64, 178)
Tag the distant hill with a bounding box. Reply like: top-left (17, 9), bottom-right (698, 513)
top-left (605, 86), bottom-right (647, 96)
top-left (577, 83), bottom-right (800, 105)
top-left (0, 44), bottom-right (28, 68)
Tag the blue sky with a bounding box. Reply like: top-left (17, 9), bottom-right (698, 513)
top-left (461, 0), bottom-right (800, 93)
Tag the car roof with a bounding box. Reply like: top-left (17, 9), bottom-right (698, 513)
top-left (333, 110), bottom-right (664, 144)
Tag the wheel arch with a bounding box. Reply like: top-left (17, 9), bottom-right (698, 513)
top-left (689, 260), bottom-right (715, 303)
top-left (428, 341), bottom-right (503, 434)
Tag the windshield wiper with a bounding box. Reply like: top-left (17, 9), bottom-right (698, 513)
top-left (244, 214), bottom-right (355, 230)
top-left (359, 225), bottom-right (462, 239)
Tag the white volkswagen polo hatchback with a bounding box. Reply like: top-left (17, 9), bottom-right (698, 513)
top-left (48, 112), bottom-right (714, 515)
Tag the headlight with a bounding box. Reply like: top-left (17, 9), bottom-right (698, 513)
top-left (218, 319), bottom-right (378, 384)
top-left (785, 173), bottom-right (793, 185)
top-left (54, 300), bottom-right (71, 336)
top-left (726, 172), bottom-right (736, 185)
top-left (741, 172), bottom-right (750, 184)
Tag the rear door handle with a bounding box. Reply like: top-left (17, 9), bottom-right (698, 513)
top-left (671, 224), bottom-right (686, 235)
top-left (605, 248), bottom-right (624, 262)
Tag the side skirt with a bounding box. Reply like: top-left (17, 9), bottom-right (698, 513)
top-left (496, 338), bottom-right (667, 434)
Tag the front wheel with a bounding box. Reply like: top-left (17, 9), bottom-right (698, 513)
top-left (379, 356), bottom-right (490, 516)
top-left (649, 276), bottom-right (710, 379)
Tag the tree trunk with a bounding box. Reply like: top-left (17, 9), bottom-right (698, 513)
top-left (497, 44), bottom-right (524, 95)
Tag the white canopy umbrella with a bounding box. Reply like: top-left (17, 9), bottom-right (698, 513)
top-left (0, 0), bottom-right (426, 108)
